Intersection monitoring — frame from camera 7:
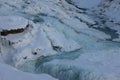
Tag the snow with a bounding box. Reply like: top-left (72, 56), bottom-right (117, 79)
top-left (0, 15), bottom-right (28, 30)
top-left (42, 24), bottom-right (81, 52)
top-left (12, 22), bottom-right (81, 67)
top-left (0, 63), bottom-right (58, 80)
top-left (72, 12), bottom-right (96, 25)
top-left (0, 0), bottom-right (120, 80)
top-left (91, 0), bottom-right (120, 41)
top-left (80, 28), bottom-right (111, 40)
top-left (72, 0), bottom-right (101, 9)
top-left (97, 0), bottom-right (120, 23)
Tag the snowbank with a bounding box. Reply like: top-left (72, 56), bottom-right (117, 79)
top-left (0, 15), bottom-right (28, 30)
top-left (0, 63), bottom-right (58, 80)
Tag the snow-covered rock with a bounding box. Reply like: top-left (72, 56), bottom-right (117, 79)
top-left (0, 15), bottom-right (28, 30)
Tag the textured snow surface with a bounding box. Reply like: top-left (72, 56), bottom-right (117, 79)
top-left (72, 0), bottom-right (101, 9)
top-left (0, 63), bottom-right (58, 80)
top-left (97, 0), bottom-right (120, 23)
top-left (0, 15), bottom-right (28, 30)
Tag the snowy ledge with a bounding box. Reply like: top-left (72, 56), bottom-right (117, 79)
top-left (0, 15), bottom-right (29, 36)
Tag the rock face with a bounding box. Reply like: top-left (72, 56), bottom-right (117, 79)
top-left (1, 28), bottom-right (25, 36)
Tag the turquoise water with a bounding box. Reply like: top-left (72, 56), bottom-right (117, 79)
top-left (17, 13), bottom-right (120, 80)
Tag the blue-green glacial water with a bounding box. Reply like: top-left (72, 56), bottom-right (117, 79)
top-left (18, 14), bottom-right (120, 80)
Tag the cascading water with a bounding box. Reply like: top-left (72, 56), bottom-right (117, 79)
top-left (18, 14), bottom-right (120, 80)
top-left (0, 0), bottom-right (120, 80)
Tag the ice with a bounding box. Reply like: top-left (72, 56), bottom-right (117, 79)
top-left (35, 48), bottom-right (120, 80)
top-left (0, 0), bottom-right (120, 80)
top-left (42, 23), bottom-right (81, 52)
top-left (12, 21), bottom-right (81, 67)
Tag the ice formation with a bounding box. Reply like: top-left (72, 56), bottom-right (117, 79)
top-left (0, 0), bottom-right (120, 80)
